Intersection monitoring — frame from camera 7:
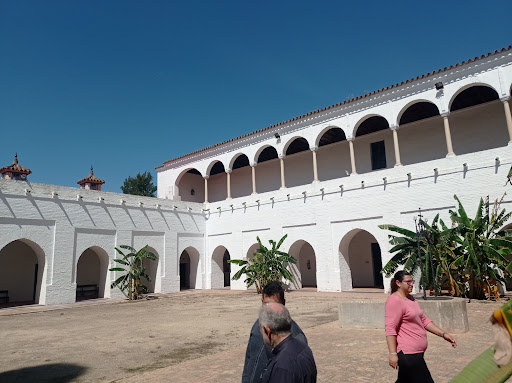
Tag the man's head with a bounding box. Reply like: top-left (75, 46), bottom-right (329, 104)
top-left (259, 302), bottom-right (292, 348)
top-left (262, 281), bottom-right (285, 305)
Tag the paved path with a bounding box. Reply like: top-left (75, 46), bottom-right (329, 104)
top-left (118, 296), bottom-right (499, 383)
top-left (0, 290), bottom-right (503, 382)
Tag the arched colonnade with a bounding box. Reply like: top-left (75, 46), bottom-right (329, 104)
top-left (176, 84), bottom-right (512, 203)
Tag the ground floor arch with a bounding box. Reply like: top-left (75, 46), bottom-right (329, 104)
top-left (211, 246), bottom-right (231, 289)
top-left (244, 243), bottom-right (260, 290)
top-left (339, 229), bottom-right (384, 289)
top-left (288, 240), bottom-right (317, 290)
top-left (76, 246), bottom-right (110, 301)
top-left (141, 247), bottom-right (159, 294)
top-left (0, 239), bottom-right (45, 307)
top-left (180, 247), bottom-right (200, 290)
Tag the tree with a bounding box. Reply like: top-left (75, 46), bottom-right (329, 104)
top-left (380, 214), bottom-right (460, 297)
top-left (380, 194), bottom-right (512, 300)
top-left (229, 235), bottom-right (296, 293)
top-left (109, 245), bottom-right (157, 300)
top-left (449, 195), bottom-right (512, 299)
top-left (121, 172), bottom-right (157, 197)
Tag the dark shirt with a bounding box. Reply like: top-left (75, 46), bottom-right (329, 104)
top-left (262, 335), bottom-right (317, 383)
top-left (242, 320), bottom-right (307, 383)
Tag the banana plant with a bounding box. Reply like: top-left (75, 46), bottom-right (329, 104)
top-left (449, 195), bottom-right (512, 299)
top-left (109, 245), bottom-right (156, 300)
top-left (229, 234), bottom-right (296, 293)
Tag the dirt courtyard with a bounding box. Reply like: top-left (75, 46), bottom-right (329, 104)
top-left (0, 289), bottom-right (503, 382)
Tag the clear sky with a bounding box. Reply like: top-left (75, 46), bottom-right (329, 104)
top-left (1, 1), bottom-right (511, 193)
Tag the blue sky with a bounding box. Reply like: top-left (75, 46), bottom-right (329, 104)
top-left (1, 1), bottom-right (511, 193)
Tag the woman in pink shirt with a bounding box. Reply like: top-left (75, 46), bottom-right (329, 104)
top-left (385, 270), bottom-right (457, 382)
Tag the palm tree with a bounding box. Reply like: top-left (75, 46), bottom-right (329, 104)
top-left (109, 245), bottom-right (157, 300)
top-left (229, 235), bottom-right (296, 293)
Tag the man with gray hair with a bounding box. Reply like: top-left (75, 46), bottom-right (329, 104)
top-left (259, 302), bottom-right (317, 382)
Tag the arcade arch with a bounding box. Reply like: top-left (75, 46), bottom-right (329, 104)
top-left (208, 161), bottom-right (228, 203)
top-left (179, 247), bottom-right (200, 290)
top-left (448, 85), bottom-right (507, 155)
top-left (0, 239), bottom-right (45, 306)
top-left (176, 168), bottom-right (204, 203)
top-left (141, 247), bottom-right (159, 294)
top-left (255, 146), bottom-right (280, 193)
top-left (287, 240), bottom-right (317, 290)
top-left (76, 246), bottom-right (110, 301)
top-left (284, 137), bottom-right (313, 188)
top-left (211, 245), bottom-right (231, 289)
top-left (397, 101), bottom-right (445, 165)
top-left (230, 154), bottom-right (252, 198)
top-left (353, 116), bottom-right (393, 174)
top-left (316, 127), bottom-right (350, 181)
top-left (339, 229), bottom-right (384, 289)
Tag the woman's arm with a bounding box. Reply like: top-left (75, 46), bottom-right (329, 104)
top-left (425, 322), bottom-right (457, 347)
top-left (386, 335), bottom-right (399, 369)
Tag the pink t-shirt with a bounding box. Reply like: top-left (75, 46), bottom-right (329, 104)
top-left (385, 294), bottom-right (432, 354)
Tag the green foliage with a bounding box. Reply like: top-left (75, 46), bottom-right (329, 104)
top-left (449, 195), bottom-right (512, 299)
top-left (120, 172), bottom-right (157, 197)
top-left (229, 234), bottom-right (296, 293)
top-left (109, 245), bottom-right (157, 300)
top-left (380, 194), bottom-right (512, 300)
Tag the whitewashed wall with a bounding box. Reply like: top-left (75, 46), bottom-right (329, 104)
top-left (0, 180), bottom-right (205, 305)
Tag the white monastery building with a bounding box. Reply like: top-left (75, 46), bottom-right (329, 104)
top-left (2, 46), bottom-right (512, 306)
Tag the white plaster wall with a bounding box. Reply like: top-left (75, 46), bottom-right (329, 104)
top-left (317, 141), bottom-right (351, 181)
top-left (284, 151), bottom-right (314, 188)
top-left (208, 172), bottom-right (227, 203)
top-left (398, 116), bottom-right (446, 165)
top-left (450, 101), bottom-right (508, 155)
top-left (231, 166), bottom-right (252, 198)
top-left (255, 159), bottom-right (281, 194)
top-left (0, 179), bottom-right (205, 305)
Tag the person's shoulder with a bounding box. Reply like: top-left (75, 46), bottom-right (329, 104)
top-left (386, 293), bottom-right (400, 302)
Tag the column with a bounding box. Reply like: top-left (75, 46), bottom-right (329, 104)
top-left (390, 125), bottom-right (402, 167)
top-left (279, 156), bottom-right (286, 189)
top-left (501, 97), bottom-right (512, 144)
top-left (311, 146), bottom-right (319, 182)
top-left (203, 176), bottom-right (209, 204)
top-left (441, 113), bottom-right (455, 157)
top-left (251, 164), bottom-right (257, 194)
top-left (348, 137), bottom-right (357, 175)
top-left (226, 170), bottom-right (232, 200)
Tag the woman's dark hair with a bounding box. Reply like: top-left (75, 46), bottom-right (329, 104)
top-left (390, 270), bottom-right (411, 293)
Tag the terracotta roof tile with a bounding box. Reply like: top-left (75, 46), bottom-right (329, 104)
top-left (77, 168), bottom-right (105, 185)
top-left (156, 45), bottom-right (512, 170)
top-left (0, 154), bottom-right (31, 175)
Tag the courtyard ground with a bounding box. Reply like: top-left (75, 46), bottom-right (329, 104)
top-left (0, 289), bottom-right (502, 382)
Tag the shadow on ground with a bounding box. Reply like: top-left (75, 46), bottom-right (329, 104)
top-left (0, 363), bottom-right (87, 383)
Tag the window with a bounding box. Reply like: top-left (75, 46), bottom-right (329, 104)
top-left (371, 141), bottom-right (387, 170)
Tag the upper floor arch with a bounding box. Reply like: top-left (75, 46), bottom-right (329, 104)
top-left (281, 136), bottom-right (313, 157)
top-left (230, 153), bottom-right (251, 170)
top-left (206, 160), bottom-right (227, 176)
top-left (353, 115), bottom-right (390, 137)
top-left (254, 145), bottom-right (279, 164)
top-left (397, 100), bottom-right (440, 127)
top-left (315, 125), bottom-right (347, 148)
top-left (448, 83), bottom-right (500, 112)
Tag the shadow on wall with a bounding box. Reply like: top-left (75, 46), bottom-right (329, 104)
top-left (0, 363), bottom-right (87, 383)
